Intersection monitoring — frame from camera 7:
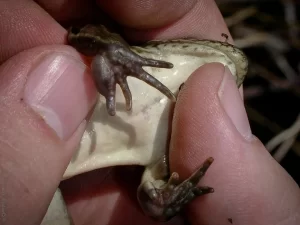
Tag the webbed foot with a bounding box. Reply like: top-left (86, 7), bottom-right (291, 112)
top-left (137, 157), bottom-right (214, 221)
top-left (91, 45), bottom-right (176, 116)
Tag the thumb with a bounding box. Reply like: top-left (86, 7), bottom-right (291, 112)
top-left (170, 63), bottom-right (300, 225)
top-left (0, 46), bottom-right (97, 224)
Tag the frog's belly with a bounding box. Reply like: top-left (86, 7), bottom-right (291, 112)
top-left (63, 46), bottom-right (238, 180)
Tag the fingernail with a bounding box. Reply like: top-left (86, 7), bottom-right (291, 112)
top-left (24, 53), bottom-right (97, 140)
top-left (218, 67), bottom-right (252, 141)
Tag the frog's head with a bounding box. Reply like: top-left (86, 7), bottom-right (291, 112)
top-left (67, 25), bottom-right (102, 56)
top-left (68, 24), bottom-right (129, 56)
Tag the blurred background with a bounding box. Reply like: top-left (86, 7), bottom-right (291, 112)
top-left (216, 0), bottom-right (300, 185)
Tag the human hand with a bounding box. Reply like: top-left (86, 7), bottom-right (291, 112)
top-left (1, 1), bottom-right (299, 225)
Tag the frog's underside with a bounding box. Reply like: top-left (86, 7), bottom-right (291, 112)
top-left (41, 25), bottom-right (248, 225)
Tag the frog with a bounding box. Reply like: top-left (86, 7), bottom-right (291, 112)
top-left (41, 24), bottom-right (248, 225)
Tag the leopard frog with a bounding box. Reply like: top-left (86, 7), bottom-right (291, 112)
top-left (41, 24), bottom-right (248, 225)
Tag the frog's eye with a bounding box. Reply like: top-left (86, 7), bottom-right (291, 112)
top-left (69, 26), bottom-right (81, 35)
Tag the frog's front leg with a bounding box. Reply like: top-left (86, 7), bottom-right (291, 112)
top-left (91, 45), bottom-right (176, 116)
top-left (137, 155), bottom-right (214, 221)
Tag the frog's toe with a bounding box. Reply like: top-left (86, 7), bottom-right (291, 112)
top-left (106, 93), bottom-right (117, 116)
top-left (134, 69), bottom-right (176, 102)
top-left (104, 77), bottom-right (133, 115)
top-left (120, 48), bottom-right (176, 102)
top-left (96, 78), bottom-right (117, 116)
top-left (116, 76), bottom-right (132, 111)
top-left (139, 57), bottom-right (174, 69)
top-left (137, 157), bottom-right (214, 221)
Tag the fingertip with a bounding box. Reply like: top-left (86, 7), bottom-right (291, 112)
top-left (98, 0), bottom-right (230, 42)
top-left (0, 45), bottom-right (97, 224)
top-left (170, 63), bottom-right (300, 225)
top-left (170, 63), bottom-right (228, 175)
top-left (97, 0), bottom-right (196, 28)
top-left (170, 62), bottom-right (251, 172)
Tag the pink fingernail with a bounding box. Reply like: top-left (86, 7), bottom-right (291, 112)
top-left (24, 53), bottom-right (97, 140)
top-left (218, 67), bottom-right (252, 141)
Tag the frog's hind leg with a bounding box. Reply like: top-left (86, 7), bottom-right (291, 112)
top-left (137, 156), bottom-right (214, 221)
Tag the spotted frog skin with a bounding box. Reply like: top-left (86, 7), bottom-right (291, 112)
top-left (66, 24), bottom-right (248, 222)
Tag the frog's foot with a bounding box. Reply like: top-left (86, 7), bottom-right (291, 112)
top-left (91, 46), bottom-right (176, 116)
top-left (137, 157), bottom-right (214, 221)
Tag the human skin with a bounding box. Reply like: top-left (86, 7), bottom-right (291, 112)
top-left (0, 0), bottom-right (299, 225)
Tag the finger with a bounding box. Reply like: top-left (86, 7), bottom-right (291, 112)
top-left (35, 0), bottom-right (96, 23)
top-left (0, 45), bottom-right (97, 224)
top-left (170, 63), bottom-right (300, 225)
top-left (98, 0), bottom-right (232, 42)
top-left (98, 0), bottom-right (196, 28)
top-left (0, 0), bottom-right (65, 63)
